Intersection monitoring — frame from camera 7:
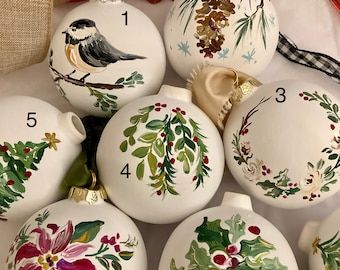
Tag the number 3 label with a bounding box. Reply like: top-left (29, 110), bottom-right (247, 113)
top-left (276, 88), bottom-right (286, 103)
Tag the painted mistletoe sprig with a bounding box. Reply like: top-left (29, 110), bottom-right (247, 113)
top-left (232, 91), bottom-right (340, 202)
top-left (120, 103), bottom-right (211, 197)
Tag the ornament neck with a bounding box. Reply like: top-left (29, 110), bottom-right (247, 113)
top-left (69, 185), bottom-right (107, 205)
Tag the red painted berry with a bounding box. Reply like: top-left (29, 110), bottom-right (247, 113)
top-left (155, 103), bottom-right (161, 106)
top-left (23, 148), bottom-right (30, 154)
top-left (244, 129), bottom-right (249, 134)
top-left (116, 233), bottom-right (120, 239)
top-left (170, 158), bottom-right (175, 164)
top-left (176, 107), bottom-right (181, 111)
top-left (168, 142), bottom-right (174, 147)
top-left (24, 171), bottom-right (32, 178)
top-left (157, 162), bottom-right (163, 168)
top-left (266, 169), bottom-right (271, 174)
top-left (161, 104), bottom-right (167, 108)
top-left (303, 196), bottom-right (308, 200)
top-left (262, 172), bottom-right (266, 176)
top-left (1, 145), bottom-right (8, 152)
top-left (193, 136), bottom-right (199, 143)
top-left (248, 226), bottom-right (260, 235)
top-left (226, 245), bottom-right (238, 255)
top-left (294, 183), bottom-right (298, 187)
top-left (193, 176), bottom-right (197, 181)
top-left (101, 235), bottom-right (110, 244)
top-left (299, 93), bottom-right (303, 97)
top-left (304, 96), bottom-right (309, 101)
top-left (289, 183), bottom-right (293, 186)
top-left (155, 108), bottom-right (161, 112)
top-left (181, 111), bottom-right (186, 115)
top-left (161, 133), bottom-right (166, 137)
top-left (262, 165), bottom-right (267, 170)
top-left (114, 244), bottom-right (121, 253)
top-left (172, 109), bottom-right (177, 113)
top-left (283, 195), bottom-right (287, 199)
top-left (156, 190), bottom-right (162, 196)
top-left (203, 156), bottom-right (209, 164)
top-left (331, 124), bottom-right (335, 130)
top-left (213, 254), bottom-right (226, 265)
top-left (7, 180), bottom-right (15, 186)
top-left (230, 257), bottom-right (239, 268)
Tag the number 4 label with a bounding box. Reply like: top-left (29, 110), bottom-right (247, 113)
top-left (121, 163), bottom-right (131, 178)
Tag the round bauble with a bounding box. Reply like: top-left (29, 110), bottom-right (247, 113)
top-left (159, 192), bottom-right (298, 270)
top-left (0, 96), bottom-right (85, 222)
top-left (97, 85), bottom-right (225, 224)
top-left (49, 0), bottom-right (166, 117)
top-left (6, 186), bottom-right (147, 270)
top-left (299, 208), bottom-right (340, 270)
top-left (224, 80), bottom-right (340, 208)
top-left (164, 0), bottom-right (279, 79)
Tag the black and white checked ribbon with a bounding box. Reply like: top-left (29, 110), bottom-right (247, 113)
top-left (277, 33), bottom-right (340, 84)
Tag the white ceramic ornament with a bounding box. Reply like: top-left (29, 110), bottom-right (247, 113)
top-left (299, 208), bottom-right (340, 270)
top-left (224, 80), bottom-right (340, 209)
top-left (159, 192), bottom-right (298, 270)
top-left (49, 0), bottom-right (166, 117)
top-left (97, 85), bottom-right (225, 224)
top-left (6, 185), bottom-right (147, 270)
top-left (164, 0), bottom-right (279, 79)
top-left (0, 96), bottom-right (86, 222)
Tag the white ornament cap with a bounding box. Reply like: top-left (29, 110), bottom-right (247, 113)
top-left (221, 192), bottom-right (253, 211)
top-left (158, 85), bottom-right (192, 103)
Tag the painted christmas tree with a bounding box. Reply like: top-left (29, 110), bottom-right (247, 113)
top-left (0, 133), bottom-right (60, 220)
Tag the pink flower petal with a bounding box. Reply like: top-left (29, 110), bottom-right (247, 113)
top-left (47, 224), bottom-right (59, 234)
top-left (15, 243), bottom-right (42, 264)
top-left (61, 244), bottom-right (92, 258)
top-left (57, 258), bottom-right (95, 270)
top-left (19, 263), bottom-right (42, 270)
top-left (51, 221), bottom-right (74, 254)
top-left (31, 228), bottom-right (51, 253)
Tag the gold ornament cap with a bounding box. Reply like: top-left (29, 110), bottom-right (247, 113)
top-left (187, 64), bottom-right (262, 131)
top-left (68, 171), bottom-right (108, 205)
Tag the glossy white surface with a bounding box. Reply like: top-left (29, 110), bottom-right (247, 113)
top-left (0, 1), bottom-right (339, 269)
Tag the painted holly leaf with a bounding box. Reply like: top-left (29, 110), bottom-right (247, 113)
top-left (136, 160), bottom-right (145, 180)
top-left (261, 257), bottom-right (288, 270)
top-left (184, 240), bottom-right (219, 270)
top-left (225, 214), bottom-right (246, 243)
top-left (170, 259), bottom-right (184, 270)
top-left (138, 132), bottom-right (158, 143)
top-left (131, 147), bottom-right (149, 158)
top-left (195, 217), bottom-right (231, 253)
top-left (240, 236), bottom-right (275, 258)
top-left (146, 120), bottom-right (164, 130)
top-left (70, 220), bottom-right (104, 243)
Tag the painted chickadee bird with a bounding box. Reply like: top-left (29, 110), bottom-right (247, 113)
top-left (62, 19), bottom-right (146, 81)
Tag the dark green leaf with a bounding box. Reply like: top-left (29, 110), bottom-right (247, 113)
top-left (328, 115), bottom-right (339, 123)
top-left (97, 257), bottom-right (110, 270)
top-left (115, 77), bottom-right (125, 84)
top-left (71, 220), bottom-right (104, 243)
top-left (240, 236), bottom-right (274, 258)
top-left (329, 154), bottom-right (339, 160)
top-left (320, 102), bottom-right (332, 110)
top-left (146, 120), bottom-right (164, 130)
top-left (175, 138), bottom-right (185, 151)
top-left (185, 138), bottom-right (196, 151)
top-left (111, 259), bottom-right (122, 270)
top-left (333, 104), bottom-right (339, 113)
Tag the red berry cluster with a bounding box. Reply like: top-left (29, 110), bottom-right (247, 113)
top-left (0, 145), bottom-right (8, 152)
top-left (261, 165), bottom-right (271, 176)
top-left (101, 233), bottom-right (121, 252)
top-left (299, 92), bottom-right (310, 101)
top-left (172, 107), bottom-right (186, 115)
top-left (154, 102), bottom-right (167, 112)
top-left (303, 193), bottom-right (321, 201)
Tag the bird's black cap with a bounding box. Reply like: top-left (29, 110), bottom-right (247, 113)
top-left (69, 19), bottom-right (96, 29)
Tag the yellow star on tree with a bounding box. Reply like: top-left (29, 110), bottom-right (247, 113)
top-left (42, 132), bottom-right (61, 151)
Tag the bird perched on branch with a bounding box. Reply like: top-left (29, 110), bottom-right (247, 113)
top-left (62, 19), bottom-right (146, 81)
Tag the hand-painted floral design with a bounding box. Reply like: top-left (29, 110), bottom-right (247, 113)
top-left (0, 133), bottom-right (60, 220)
top-left (312, 232), bottom-right (340, 270)
top-left (170, 214), bottom-right (287, 270)
top-left (6, 210), bottom-right (138, 270)
top-left (120, 103), bottom-right (211, 197)
top-left (231, 91), bottom-right (340, 202)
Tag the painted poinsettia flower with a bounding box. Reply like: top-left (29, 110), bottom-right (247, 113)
top-left (300, 170), bottom-right (324, 194)
top-left (14, 221), bottom-right (95, 270)
top-left (331, 130), bottom-right (340, 150)
top-left (242, 159), bottom-right (264, 182)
